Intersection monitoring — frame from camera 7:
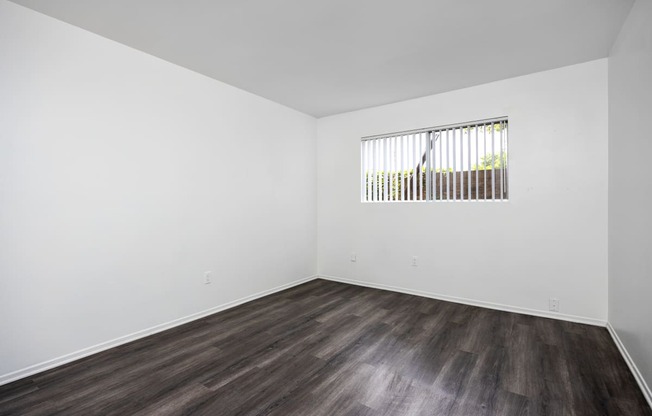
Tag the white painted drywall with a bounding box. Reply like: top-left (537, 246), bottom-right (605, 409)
top-left (608, 0), bottom-right (652, 397)
top-left (317, 60), bottom-right (609, 321)
top-left (0, 0), bottom-right (317, 378)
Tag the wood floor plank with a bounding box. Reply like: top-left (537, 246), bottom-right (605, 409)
top-left (1, 279), bottom-right (650, 416)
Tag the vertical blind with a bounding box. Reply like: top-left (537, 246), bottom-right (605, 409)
top-left (361, 117), bottom-right (508, 202)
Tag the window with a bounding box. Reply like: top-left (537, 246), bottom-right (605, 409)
top-left (361, 117), bottom-right (508, 202)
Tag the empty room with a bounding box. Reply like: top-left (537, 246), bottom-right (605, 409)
top-left (1, 0), bottom-right (651, 415)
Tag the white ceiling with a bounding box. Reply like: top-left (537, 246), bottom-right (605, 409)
top-left (10, 0), bottom-right (633, 117)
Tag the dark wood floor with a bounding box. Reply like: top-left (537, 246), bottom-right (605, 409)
top-left (1, 279), bottom-right (650, 416)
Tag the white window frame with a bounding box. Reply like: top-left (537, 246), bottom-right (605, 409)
top-left (361, 117), bottom-right (509, 202)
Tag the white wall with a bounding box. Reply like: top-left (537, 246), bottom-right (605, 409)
top-left (317, 60), bottom-right (608, 322)
top-left (608, 0), bottom-right (652, 399)
top-left (0, 0), bottom-right (317, 380)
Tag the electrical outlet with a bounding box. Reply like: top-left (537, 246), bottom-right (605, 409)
top-left (204, 271), bottom-right (212, 285)
top-left (412, 256), bottom-right (418, 266)
top-left (549, 297), bottom-right (559, 312)
top-left (350, 253), bottom-right (357, 262)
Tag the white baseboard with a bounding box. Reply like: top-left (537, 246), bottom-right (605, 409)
top-left (606, 323), bottom-right (652, 409)
top-left (0, 275), bottom-right (319, 387)
top-left (319, 274), bottom-right (607, 327)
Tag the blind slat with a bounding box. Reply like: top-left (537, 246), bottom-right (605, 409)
top-left (425, 132), bottom-right (431, 201)
top-left (446, 129), bottom-right (450, 200)
top-left (452, 128), bottom-right (457, 201)
top-left (467, 127), bottom-right (471, 200)
top-left (491, 123), bottom-right (496, 201)
top-left (441, 129), bottom-right (445, 200)
top-left (483, 124), bottom-right (487, 200)
top-left (400, 135), bottom-right (404, 201)
top-left (475, 126), bottom-right (479, 200)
